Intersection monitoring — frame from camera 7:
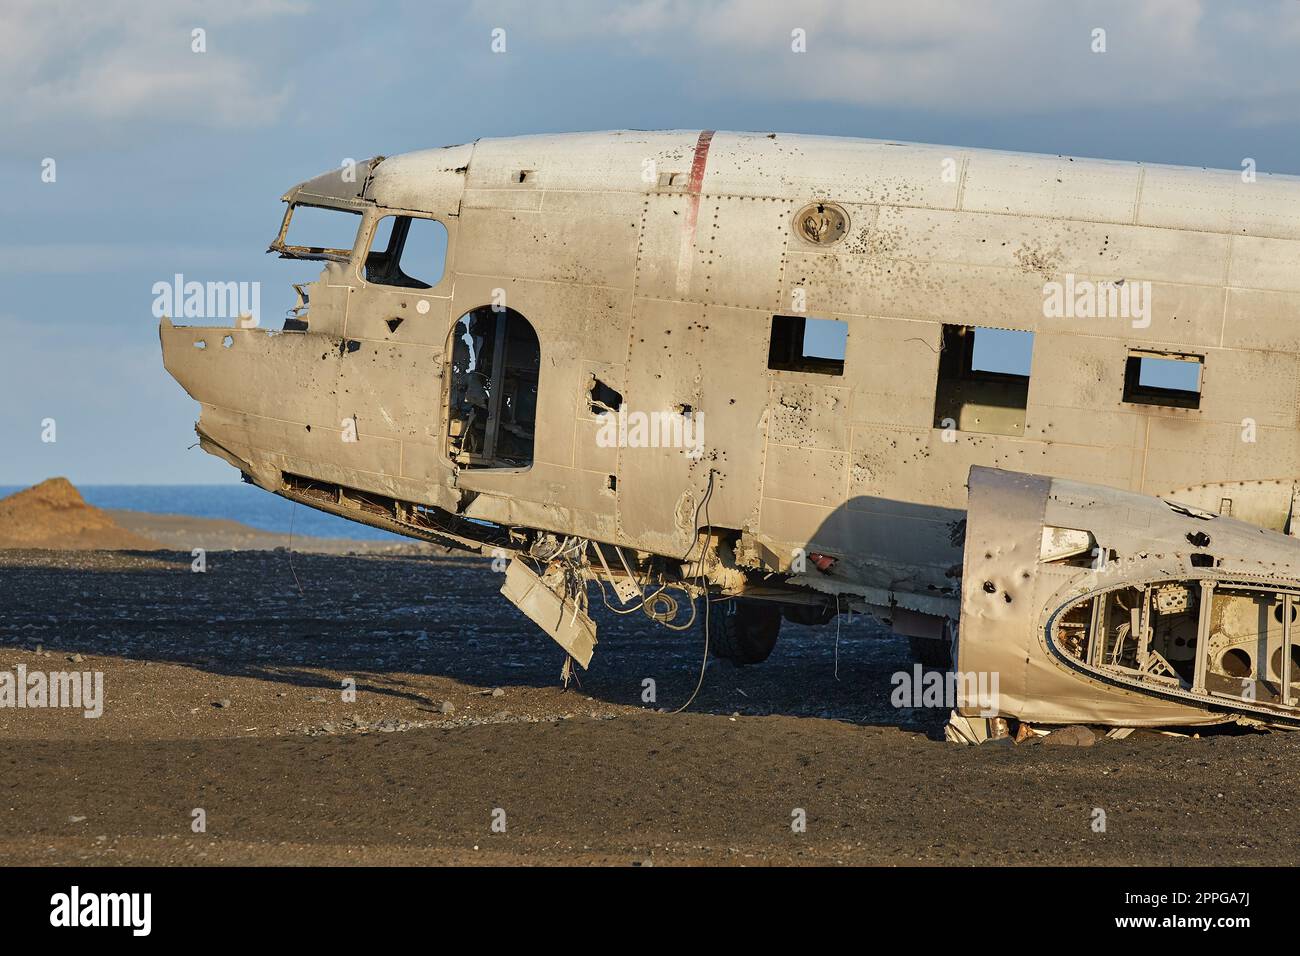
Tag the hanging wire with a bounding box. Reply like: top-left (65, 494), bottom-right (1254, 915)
top-left (670, 468), bottom-right (716, 714)
top-left (286, 499), bottom-right (304, 597)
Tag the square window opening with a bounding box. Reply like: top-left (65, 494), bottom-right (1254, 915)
top-left (933, 325), bottom-right (1033, 437)
top-left (768, 315), bottom-right (847, 375)
top-left (365, 215), bottom-right (448, 290)
top-left (1123, 352), bottom-right (1202, 409)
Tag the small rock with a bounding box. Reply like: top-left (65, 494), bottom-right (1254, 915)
top-left (69, 815), bottom-right (86, 824)
top-left (1043, 725), bottom-right (1096, 747)
top-left (68, 654), bottom-right (83, 663)
top-left (213, 698), bottom-right (232, 709)
top-left (491, 687), bottom-right (505, 698)
top-left (307, 696), bottom-right (326, 703)
top-left (440, 701), bottom-right (455, 715)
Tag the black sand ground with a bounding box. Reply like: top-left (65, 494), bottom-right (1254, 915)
top-left (0, 549), bottom-right (1292, 865)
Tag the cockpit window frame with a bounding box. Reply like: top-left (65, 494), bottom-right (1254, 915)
top-left (268, 201), bottom-right (364, 263)
top-left (348, 208), bottom-right (455, 298)
top-left (360, 212), bottom-right (451, 292)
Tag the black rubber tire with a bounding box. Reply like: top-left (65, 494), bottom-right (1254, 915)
top-left (909, 634), bottom-right (952, 671)
top-left (782, 602), bottom-right (837, 626)
top-left (710, 599), bottom-right (782, 665)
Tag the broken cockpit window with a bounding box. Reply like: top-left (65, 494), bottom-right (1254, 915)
top-left (270, 204), bottom-right (363, 261)
top-left (365, 215), bottom-right (449, 289)
top-left (447, 307), bottom-right (540, 469)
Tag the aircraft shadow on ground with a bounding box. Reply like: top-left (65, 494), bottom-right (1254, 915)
top-left (0, 540), bottom-right (951, 732)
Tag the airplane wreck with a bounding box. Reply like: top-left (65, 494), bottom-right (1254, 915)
top-left (160, 129), bottom-right (1300, 738)
top-left (952, 467), bottom-right (1300, 740)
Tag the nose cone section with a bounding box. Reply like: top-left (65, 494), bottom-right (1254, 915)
top-left (159, 315), bottom-right (206, 402)
top-left (159, 316), bottom-right (259, 478)
top-left (159, 316), bottom-right (346, 486)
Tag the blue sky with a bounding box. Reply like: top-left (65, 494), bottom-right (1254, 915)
top-left (3, 0), bottom-right (1300, 484)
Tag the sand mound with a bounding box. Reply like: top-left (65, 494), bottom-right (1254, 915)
top-left (0, 478), bottom-right (159, 550)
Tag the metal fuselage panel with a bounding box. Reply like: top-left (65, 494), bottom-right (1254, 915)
top-left (161, 130), bottom-right (1300, 616)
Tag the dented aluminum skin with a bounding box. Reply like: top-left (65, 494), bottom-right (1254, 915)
top-left (960, 466), bottom-right (1300, 729)
top-left (160, 130), bottom-right (1300, 721)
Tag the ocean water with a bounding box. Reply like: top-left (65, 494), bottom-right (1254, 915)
top-left (0, 484), bottom-right (402, 541)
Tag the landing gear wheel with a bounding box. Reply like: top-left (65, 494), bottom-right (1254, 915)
top-left (710, 599), bottom-right (782, 665)
top-left (782, 602), bottom-right (837, 626)
top-left (909, 634), bottom-right (952, 671)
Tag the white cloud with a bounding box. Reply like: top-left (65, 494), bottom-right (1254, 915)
top-left (0, 0), bottom-right (305, 135)
top-left (473, 0), bottom-right (1300, 121)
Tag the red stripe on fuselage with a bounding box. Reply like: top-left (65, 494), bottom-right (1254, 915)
top-left (676, 130), bottom-right (716, 296)
top-left (683, 129), bottom-right (715, 237)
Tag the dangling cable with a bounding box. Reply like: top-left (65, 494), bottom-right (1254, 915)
top-left (833, 594), bottom-right (842, 680)
top-left (671, 468), bottom-right (716, 714)
top-left (286, 499), bottom-right (304, 597)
